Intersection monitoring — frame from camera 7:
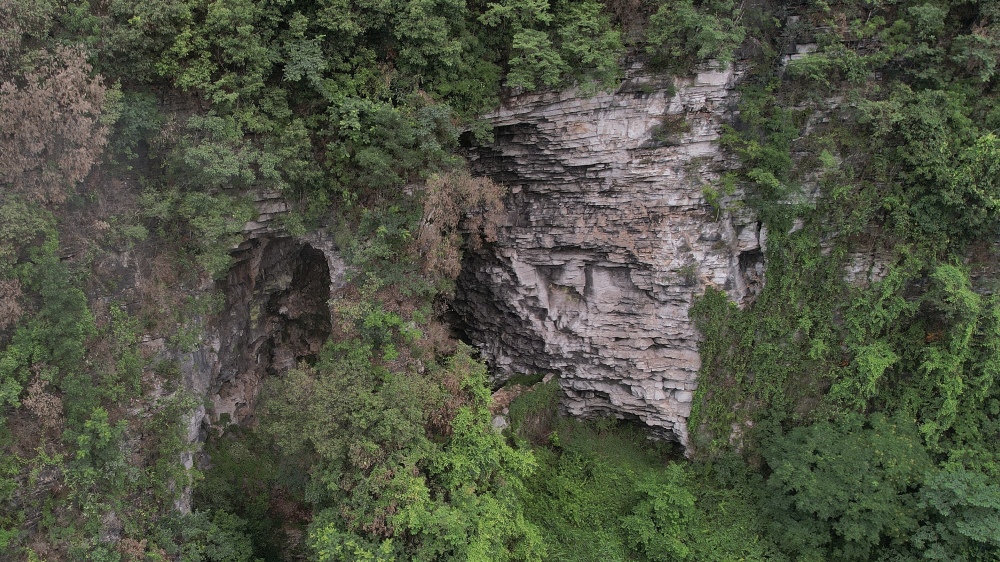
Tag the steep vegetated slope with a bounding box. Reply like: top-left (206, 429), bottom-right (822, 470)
top-left (689, 2), bottom-right (1000, 560)
top-left (0, 1), bottom-right (998, 561)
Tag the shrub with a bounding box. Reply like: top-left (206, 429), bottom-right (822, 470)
top-left (764, 413), bottom-right (931, 561)
top-left (645, 0), bottom-right (745, 70)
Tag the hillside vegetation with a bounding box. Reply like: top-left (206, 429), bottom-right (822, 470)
top-left (0, 1), bottom-right (998, 561)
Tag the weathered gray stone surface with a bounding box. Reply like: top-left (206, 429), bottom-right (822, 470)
top-left (454, 63), bottom-right (763, 446)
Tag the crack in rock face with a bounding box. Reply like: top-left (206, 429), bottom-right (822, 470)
top-left (212, 236), bottom-right (334, 428)
top-left (453, 64), bottom-right (763, 448)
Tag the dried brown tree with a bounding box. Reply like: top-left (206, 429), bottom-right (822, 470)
top-left (0, 45), bottom-right (108, 204)
top-left (415, 169), bottom-right (507, 284)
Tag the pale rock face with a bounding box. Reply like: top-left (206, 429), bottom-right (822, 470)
top-left (454, 64), bottom-right (763, 447)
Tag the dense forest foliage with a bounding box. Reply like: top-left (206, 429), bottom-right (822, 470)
top-left (0, 0), bottom-right (998, 560)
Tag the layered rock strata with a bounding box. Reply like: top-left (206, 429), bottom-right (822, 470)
top-left (455, 64), bottom-right (763, 446)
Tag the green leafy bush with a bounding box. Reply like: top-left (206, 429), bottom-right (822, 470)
top-left (764, 413), bottom-right (931, 561)
top-left (914, 466), bottom-right (1000, 561)
top-left (0, 236), bottom-right (98, 421)
top-left (859, 86), bottom-right (1000, 245)
top-left (620, 465), bottom-right (695, 560)
top-left (143, 188), bottom-right (255, 278)
top-left (259, 343), bottom-right (543, 561)
top-left (645, 0), bottom-right (745, 70)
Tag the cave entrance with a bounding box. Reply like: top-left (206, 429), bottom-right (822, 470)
top-left (211, 237), bottom-right (333, 428)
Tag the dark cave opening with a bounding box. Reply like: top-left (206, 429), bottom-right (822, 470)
top-left (211, 237), bottom-right (333, 427)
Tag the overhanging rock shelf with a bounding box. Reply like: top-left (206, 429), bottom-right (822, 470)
top-left (454, 63), bottom-right (764, 447)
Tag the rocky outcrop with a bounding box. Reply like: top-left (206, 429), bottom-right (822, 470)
top-left (454, 63), bottom-right (762, 446)
top-left (155, 230), bottom-right (343, 512)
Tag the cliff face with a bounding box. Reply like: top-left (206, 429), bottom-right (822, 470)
top-left (454, 64), bottom-right (761, 446)
top-left (170, 63), bottom-right (758, 474)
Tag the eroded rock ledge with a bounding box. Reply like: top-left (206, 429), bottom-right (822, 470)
top-left (454, 64), bottom-right (763, 446)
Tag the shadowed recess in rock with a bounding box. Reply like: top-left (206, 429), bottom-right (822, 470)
top-left (212, 237), bottom-right (332, 428)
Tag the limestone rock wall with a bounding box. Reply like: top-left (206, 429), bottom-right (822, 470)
top-left (454, 64), bottom-right (762, 446)
top-left (136, 222), bottom-right (345, 514)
